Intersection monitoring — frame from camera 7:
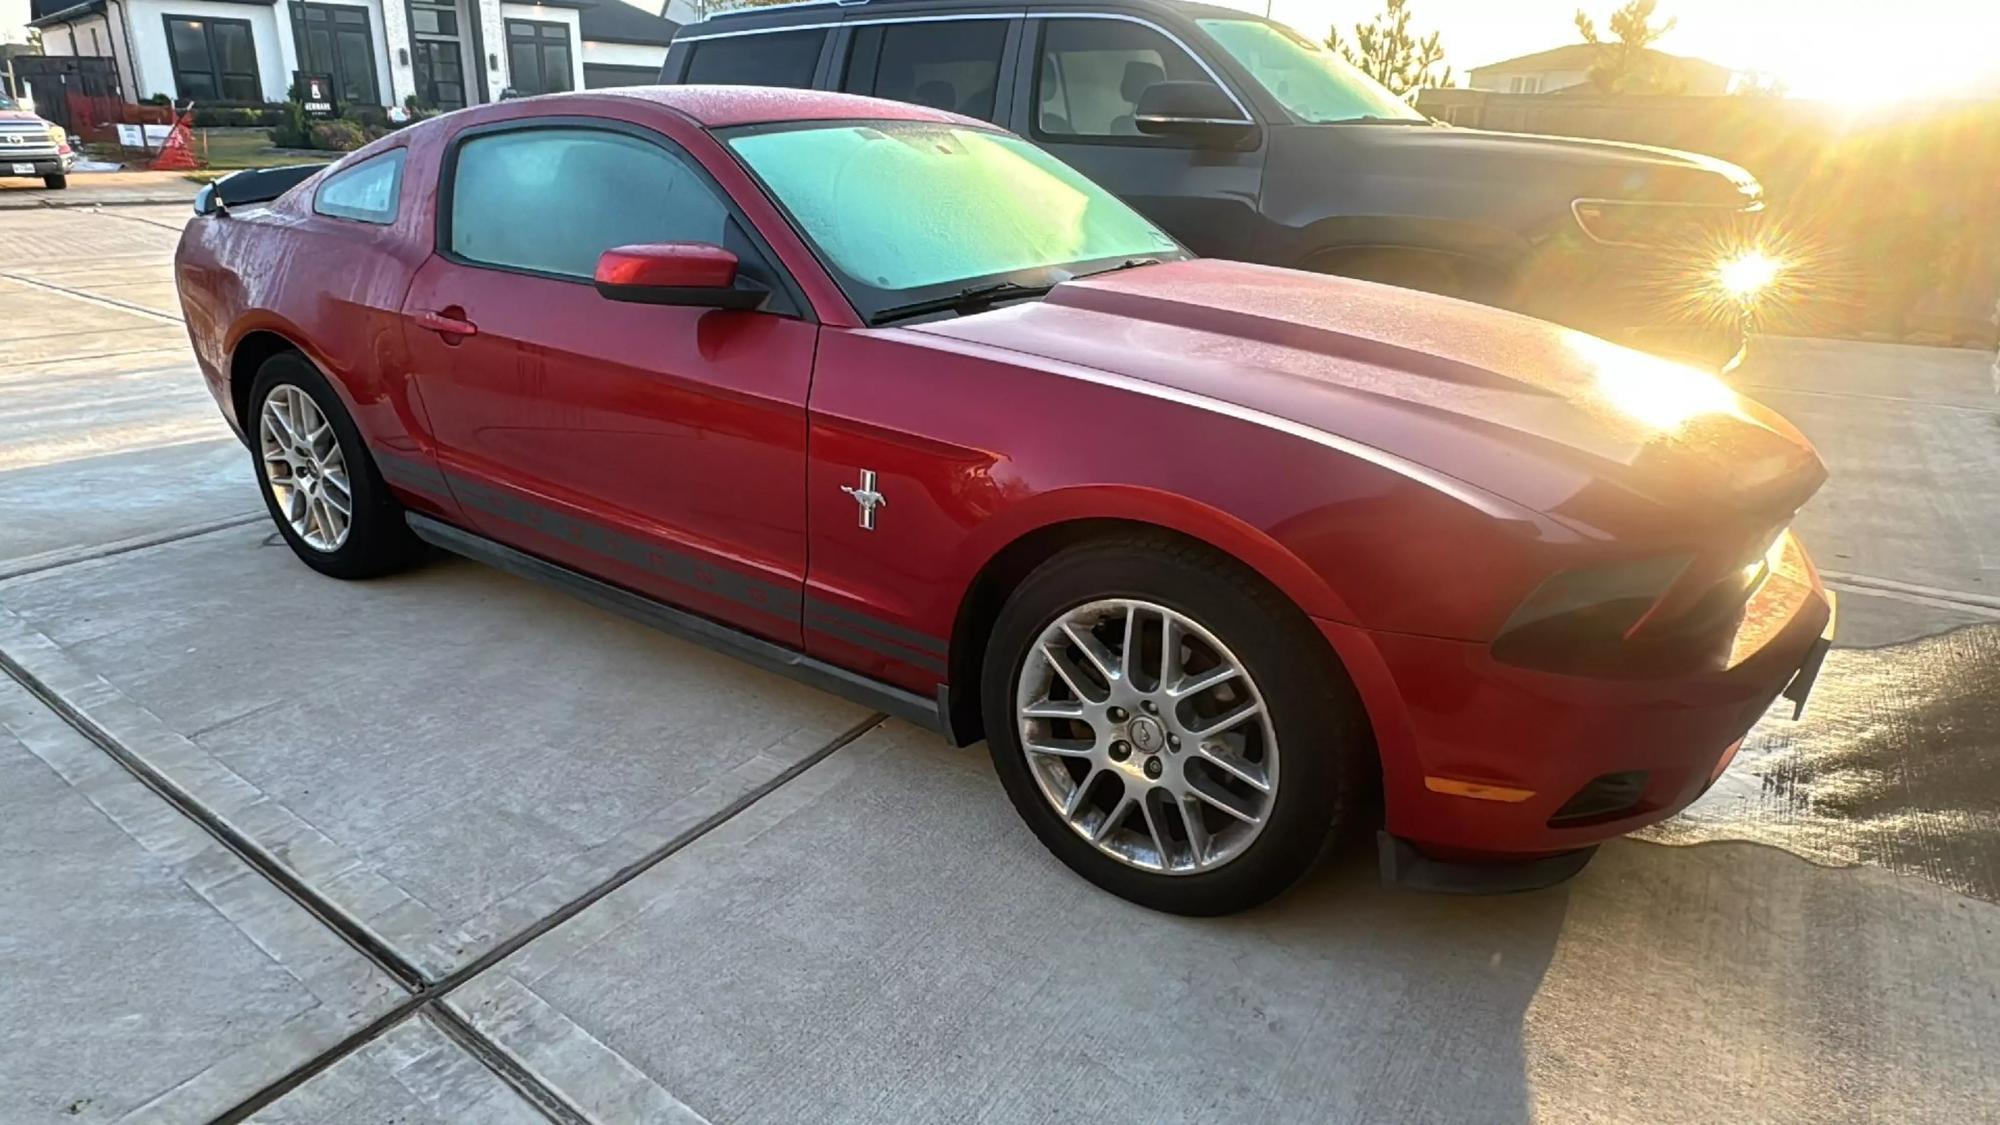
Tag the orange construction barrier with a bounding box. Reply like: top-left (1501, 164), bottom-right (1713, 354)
top-left (151, 106), bottom-right (202, 171)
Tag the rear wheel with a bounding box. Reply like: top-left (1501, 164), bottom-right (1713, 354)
top-left (982, 538), bottom-right (1372, 915)
top-left (249, 353), bottom-right (420, 579)
top-left (42, 173), bottom-right (67, 190)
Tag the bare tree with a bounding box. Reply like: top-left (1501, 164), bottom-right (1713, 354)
top-left (1575, 0), bottom-right (1681, 94)
top-left (1326, 0), bottom-right (1454, 101)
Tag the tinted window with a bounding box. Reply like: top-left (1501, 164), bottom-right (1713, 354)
top-left (507, 20), bottom-right (573, 95)
top-left (683, 30), bottom-right (823, 88)
top-left (1035, 19), bottom-right (1226, 138)
top-left (449, 128), bottom-right (731, 278)
top-left (165, 16), bottom-right (262, 103)
top-left (314, 149), bottom-right (405, 224)
top-left (844, 21), bottom-right (1007, 120)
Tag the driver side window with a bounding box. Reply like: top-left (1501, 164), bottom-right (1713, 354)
top-left (447, 127), bottom-right (730, 279)
top-left (1035, 19), bottom-right (1224, 139)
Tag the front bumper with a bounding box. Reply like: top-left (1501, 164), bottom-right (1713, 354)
top-left (1, 149), bottom-right (72, 177)
top-left (1323, 532), bottom-right (1833, 866)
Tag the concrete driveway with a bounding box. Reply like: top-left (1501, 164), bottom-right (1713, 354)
top-left (3, 205), bottom-right (1998, 1124)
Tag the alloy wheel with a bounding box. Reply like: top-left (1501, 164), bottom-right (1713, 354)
top-left (1015, 598), bottom-right (1279, 874)
top-left (258, 384), bottom-right (352, 552)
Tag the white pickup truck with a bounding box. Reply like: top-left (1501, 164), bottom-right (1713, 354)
top-left (0, 93), bottom-right (77, 190)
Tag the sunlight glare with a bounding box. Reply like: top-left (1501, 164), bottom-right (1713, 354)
top-left (1566, 332), bottom-right (1741, 432)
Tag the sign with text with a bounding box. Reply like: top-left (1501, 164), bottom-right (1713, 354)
top-left (295, 73), bottom-right (337, 119)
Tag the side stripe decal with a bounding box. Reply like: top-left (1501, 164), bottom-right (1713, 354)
top-left (372, 449), bottom-right (951, 667)
top-left (803, 596), bottom-right (949, 657)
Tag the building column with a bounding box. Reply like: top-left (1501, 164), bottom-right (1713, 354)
top-left (476, 0), bottom-right (506, 102)
top-left (273, 1), bottom-right (303, 100)
top-left (379, 1), bottom-right (416, 108)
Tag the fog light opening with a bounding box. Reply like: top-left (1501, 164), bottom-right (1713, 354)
top-left (1548, 770), bottom-right (1651, 827)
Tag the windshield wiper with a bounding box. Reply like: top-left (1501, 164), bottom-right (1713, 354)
top-left (869, 280), bottom-right (1057, 326)
top-left (1080, 257), bottom-right (1163, 278)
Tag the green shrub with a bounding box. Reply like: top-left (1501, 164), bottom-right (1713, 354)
top-left (267, 100), bottom-right (313, 149)
top-left (308, 119), bottom-right (366, 151)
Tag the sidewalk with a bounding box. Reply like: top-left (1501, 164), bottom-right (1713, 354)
top-left (0, 170), bottom-right (200, 210)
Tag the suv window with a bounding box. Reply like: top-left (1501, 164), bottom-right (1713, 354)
top-left (448, 127), bottom-right (730, 278)
top-left (842, 20), bottom-right (1008, 120)
top-left (682, 29), bottom-right (824, 88)
top-left (1035, 19), bottom-right (1229, 139)
top-left (315, 148), bottom-right (405, 224)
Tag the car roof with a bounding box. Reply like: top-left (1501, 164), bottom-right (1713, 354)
top-left (589, 84), bottom-right (976, 129)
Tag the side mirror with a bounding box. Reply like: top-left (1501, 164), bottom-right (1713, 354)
top-left (1133, 81), bottom-right (1258, 146)
top-left (593, 243), bottom-right (764, 309)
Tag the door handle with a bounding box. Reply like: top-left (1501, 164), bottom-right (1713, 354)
top-left (415, 309), bottom-right (478, 338)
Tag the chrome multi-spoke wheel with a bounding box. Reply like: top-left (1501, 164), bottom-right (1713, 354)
top-left (258, 383), bottom-right (352, 552)
top-left (1016, 598), bottom-right (1279, 874)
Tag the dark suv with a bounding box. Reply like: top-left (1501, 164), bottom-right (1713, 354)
top-left (661, 0), bottom-right (1771, 368)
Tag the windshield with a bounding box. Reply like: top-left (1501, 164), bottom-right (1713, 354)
top-left (0, 94), bottom-right (21, 112)
top-left (727, 121), bottom-right (1182, 321)
top-left (1197, 18), bottom-right (1426, 124)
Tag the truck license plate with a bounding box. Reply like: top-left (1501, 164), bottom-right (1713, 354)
top-left (11, 163), bottom-right (35, 175)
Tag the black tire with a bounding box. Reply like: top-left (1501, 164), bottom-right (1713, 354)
top-left (981, 536), bottom-right (1374, 915)
top-left (248, 352), bottom-right (421, 579)
top-left (43, 174), bottom-right (67, 190)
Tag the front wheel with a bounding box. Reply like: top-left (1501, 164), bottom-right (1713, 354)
top-left (981, 538), bottom-right (1373, 915)
top-left (42, 173), bottom-right (67, 190)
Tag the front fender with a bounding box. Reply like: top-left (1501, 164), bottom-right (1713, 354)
top-left (949, 483), bottom-right (1361, 626)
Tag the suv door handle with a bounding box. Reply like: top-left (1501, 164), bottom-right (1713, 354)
top-left (415, 309), bottom-right (478, 339)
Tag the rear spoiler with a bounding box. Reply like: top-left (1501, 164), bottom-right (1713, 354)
top-left (193, 162), bottom-right (330, 216)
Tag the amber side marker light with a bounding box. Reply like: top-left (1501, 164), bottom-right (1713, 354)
top-left (1425, 777), bottom-right (1537, 803)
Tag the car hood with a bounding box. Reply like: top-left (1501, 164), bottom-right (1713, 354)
top-left (1325, 123), bottom-right (1761, 205)
top-left (0, 110), bottom-right (51, 128)
top-left (909, 259), bottom-right (1821, 536)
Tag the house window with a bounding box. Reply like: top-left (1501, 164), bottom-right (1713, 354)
top-left (505, 19), bottom-right (573, 95)
top-left (164, 16), bottom-right (262, 103)
top-left (1508, 75), bottom-right (1542, 94)
top-left (293, 3), bottom-right (381, 108)
top-left (408, 0), bottom-right (467, 110)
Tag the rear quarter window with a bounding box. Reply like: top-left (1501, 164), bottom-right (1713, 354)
top-left (682, 29), bottom-right (825, 87)
top-left (313, 149), bottom-right (406, 224)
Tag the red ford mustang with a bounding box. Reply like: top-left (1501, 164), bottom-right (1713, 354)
top-left (175, 87), bottom-right (1834, 914)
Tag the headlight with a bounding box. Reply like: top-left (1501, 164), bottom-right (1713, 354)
top-left (47, 123), bottom-right (69, 151)
top-left (1492, 555), bottom-right (1690, 669)
top-left (1715, 250), bottom-right (1782, 299)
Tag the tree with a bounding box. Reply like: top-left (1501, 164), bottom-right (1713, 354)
top-left (1325, 0), bottom-right (1454, 101)
top-left (1574, 0), bottom-right (1680, 94)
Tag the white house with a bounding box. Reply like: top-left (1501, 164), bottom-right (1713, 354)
top-left (26, 0), bottom-right (677, 112)
top-left (1467, 44), bottom-right (1735, 96)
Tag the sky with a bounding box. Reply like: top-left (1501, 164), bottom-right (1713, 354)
top-left (1225, 0), bottom-right (2000, 100)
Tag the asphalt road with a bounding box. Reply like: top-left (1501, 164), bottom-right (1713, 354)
top-left (3, 205), bottom-right (1998, 1124)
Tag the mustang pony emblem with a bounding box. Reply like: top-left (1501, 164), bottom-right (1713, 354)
top-left (841, 469), bottom-right (886, 531)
